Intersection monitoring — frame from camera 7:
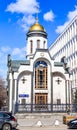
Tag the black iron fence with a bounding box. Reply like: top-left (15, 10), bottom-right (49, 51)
top-left (14, 103), bottom-right (77, 113)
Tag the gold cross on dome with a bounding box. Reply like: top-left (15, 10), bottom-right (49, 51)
top-left (35, 6), bottom-right (39, 23)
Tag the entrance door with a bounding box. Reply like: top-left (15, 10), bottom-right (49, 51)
top-left (35, 93), bottom-right (48, 109)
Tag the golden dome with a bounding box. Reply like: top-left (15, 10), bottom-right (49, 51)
top-left (29, 21), bottom-right (45, 32)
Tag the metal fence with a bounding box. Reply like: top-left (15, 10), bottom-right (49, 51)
top-left (14, 103), bottom-right (77, 113)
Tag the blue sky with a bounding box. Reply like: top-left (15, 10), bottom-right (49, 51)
top-left (0, 0), bottom-right (77, 80)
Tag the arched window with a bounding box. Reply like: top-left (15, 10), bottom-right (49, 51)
top-left (35, 61), bottom-right (48, 89)
top-left (37, 40), bottom-right (40, 49)
top-left (30, 40), bottom-right (33, 53)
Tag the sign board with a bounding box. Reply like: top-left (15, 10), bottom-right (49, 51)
top-left (19, 94), bottom-right (29, 98)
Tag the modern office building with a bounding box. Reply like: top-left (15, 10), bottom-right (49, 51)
top-left (49, 15), bottom-right (77, 91)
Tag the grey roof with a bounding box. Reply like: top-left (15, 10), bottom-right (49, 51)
top-left (54, 62), bottom-right (63, 66)
top-left (10, 60), bottom-right (30, 72)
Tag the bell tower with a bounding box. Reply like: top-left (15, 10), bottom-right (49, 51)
top-left (26, 12), bottom-right (47, 60)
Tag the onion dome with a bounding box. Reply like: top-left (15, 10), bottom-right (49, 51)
top-left (29, 18), bottom-right (46, 32)
top-left (27, 17), bottom-right (47, 39)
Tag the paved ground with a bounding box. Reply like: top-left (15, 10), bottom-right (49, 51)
top-left (18, 119), bottom-right (64, 126)
top-left (16, 113), bottom-right (68, 130)
top-left (17, 115), bottom-right (64, 127)
top-left (16, 117), bottom-right (67, 130)
top-left (17, 125), bottom-right (67, 130)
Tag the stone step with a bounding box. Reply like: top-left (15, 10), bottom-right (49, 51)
top-left (15, 112), bottom-right (66, 120)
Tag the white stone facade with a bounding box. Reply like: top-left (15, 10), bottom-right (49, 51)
top-left (7, 18), bottom-right (71, 113)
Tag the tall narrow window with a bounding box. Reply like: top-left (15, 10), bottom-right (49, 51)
top-left (43, 41), bottom-right (46, 49)
top-left (30, 40), bottom-right (33, 53)
top-left (37, 40), bottom-right (40, 49)
top-left (35, 61), bottom-right (48, 89)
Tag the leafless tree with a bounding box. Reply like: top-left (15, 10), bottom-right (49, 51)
top-left (0, 76), bottom-right (7, 109)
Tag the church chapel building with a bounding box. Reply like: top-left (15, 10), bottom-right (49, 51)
top-left (7, 16), bottom-right (73, 113)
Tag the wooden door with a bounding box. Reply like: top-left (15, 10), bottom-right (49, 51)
top-left (35, 93), bottom-right (48, 109)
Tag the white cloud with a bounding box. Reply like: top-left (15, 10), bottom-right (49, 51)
top-left (18, 15), bottom-right (35, 31)
top-left (56, 5), bottom-right (77, 34)
top-left (56, 22), bottom-right (69, 34)
top-left (20, 24), bottom-right (29, 32)
top-left (12, 47), bottom-right (26, 59)
top-left (0, 46), bottom-right (11, 65)
top-left (12, 48), bottom-right (21, 55)
top-left (6, 0), bottom-right (39, 31)
top-left (1, 46), bottom-right (11, 53)
top-left (68, 6), bottom-right (77, 21)
top-left (6, 0), bottom-right (39, 14)
top-left (0, 46), bottom-right (26, 79)
top-left (0, 52), bottom-right (3, 58)
top-left (21, 15), bottom-right (35, 25)
top-left (0, 67), bottom-right (7, 80)
top-left (43, 10), bottom-right (55, 22)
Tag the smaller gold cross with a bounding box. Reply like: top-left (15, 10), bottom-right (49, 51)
top-left (56, 78), bottom-right (62, 84)
top-left (21, 77), bottom-right (27, 84)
